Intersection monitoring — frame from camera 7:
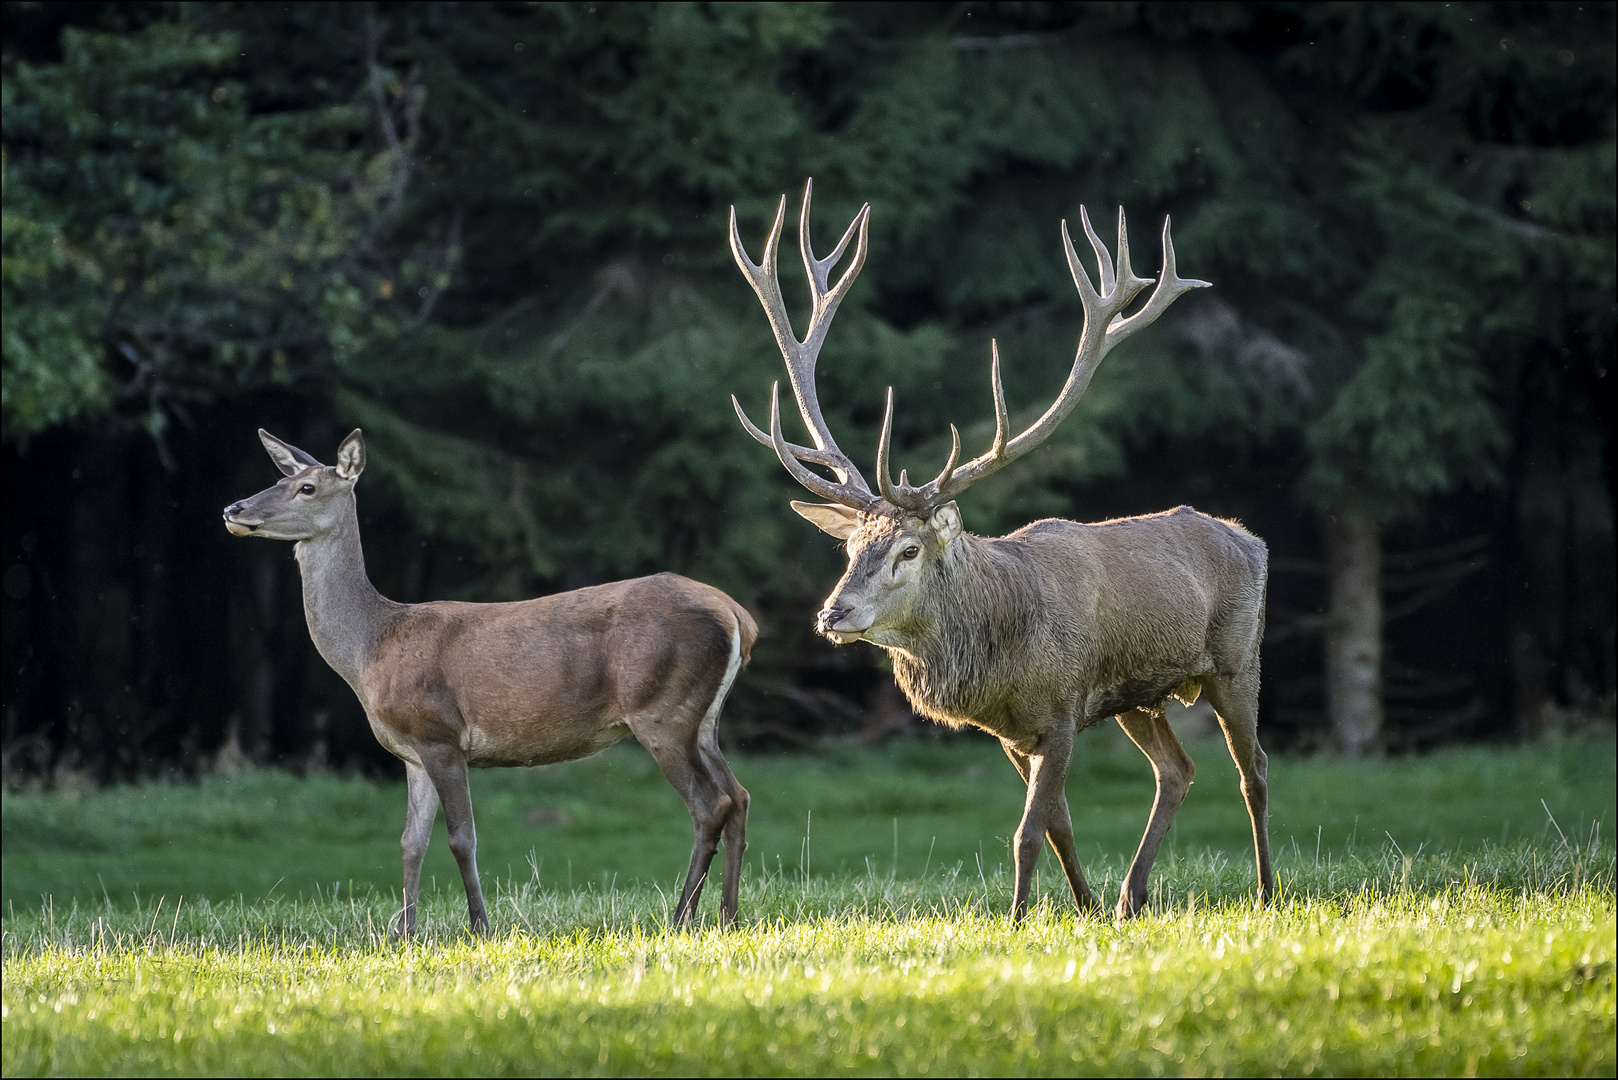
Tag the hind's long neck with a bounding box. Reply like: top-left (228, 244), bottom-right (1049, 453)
top-left (293, 499), bottom-right (396, 688)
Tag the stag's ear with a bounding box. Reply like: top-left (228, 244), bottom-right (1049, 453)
top-left (791, 501), bottom-right (860, 540)
top-left (928, 501), bottom-right (963, 544)
top-left (259, 429), bottom-right (324, 477)
top-left (335, 429), bottom-right (366, 481)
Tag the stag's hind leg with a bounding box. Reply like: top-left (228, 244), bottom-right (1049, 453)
top-left (1115, 708), bottom-right (1196, 918)
top-left (1001, 739), bottom-right (1101, 916)
top-left (1204, 669), bottom-right (1275, 905)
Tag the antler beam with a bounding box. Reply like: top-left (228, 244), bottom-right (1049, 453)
top-left (730, 180), bottom-right (879, 512)
top-left (876, 207), bottom-right (1209, 510)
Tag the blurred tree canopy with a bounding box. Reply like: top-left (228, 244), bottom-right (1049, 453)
top-left (2, 2), bottom-right (1612, 778)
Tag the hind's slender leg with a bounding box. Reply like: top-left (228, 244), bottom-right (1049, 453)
top-left (1002, 739), bottom-right (1101, 915)
top-left (634, 716), bottom-right (731, 927)
top-left (1205, 670), bottom-right (1275, 904)
top-left (702, 748), bottom-right (750, 926)
top-left (1115, 708), bottom-right (1195, 918)
top-left (693, 608), bottom-right (747, 926)
top-left (396, 762), bottom-right (440, 936)
top-left (419, 743), bottom-right (489, 934)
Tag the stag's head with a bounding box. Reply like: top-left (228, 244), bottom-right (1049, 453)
top-left (223, 429), bottom-right (366, 541)
top-left (730, 180), bottom-right (1207, 645)
top-left (790, 500), bottom-right (963, 646)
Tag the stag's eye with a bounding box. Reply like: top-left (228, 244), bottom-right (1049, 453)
top-left (900, 545), bottom-right (920, 561)
top-left (299, 483), bottom-right (316, 495)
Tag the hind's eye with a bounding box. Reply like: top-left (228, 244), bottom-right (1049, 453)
top-left (299, 484), bottom-right (316, 495)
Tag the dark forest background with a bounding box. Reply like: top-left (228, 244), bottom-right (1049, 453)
top-left (2, 1), bottom-right (1613, 782)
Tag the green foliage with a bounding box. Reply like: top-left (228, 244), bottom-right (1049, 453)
top-left (0, 160), bottom-right (106, 431)
top-left (0, 20), bottom-right (434, 446)
top-left (1, 4), bottom-right (1612, 770)
top-left (5, 3), bottom-right (1612, 552)
top-left (10, 3), bottom-right (1612, 558)
top-left (1283, 4), bottom-right (1617, 520)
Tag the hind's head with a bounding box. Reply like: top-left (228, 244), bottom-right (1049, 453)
top-left (223, 429), bottom-right (365, 542)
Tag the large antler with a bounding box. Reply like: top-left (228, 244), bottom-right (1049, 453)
top-left (731, 180), bottom-right (879, 512)
top-left (876, 208), bottom-right (1210, 511)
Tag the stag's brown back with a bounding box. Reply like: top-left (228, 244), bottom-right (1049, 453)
top-left (1013, 509), bottom-right (1267, 725)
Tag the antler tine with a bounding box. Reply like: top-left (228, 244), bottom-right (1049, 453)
top-left (1061, 214), bottom-right (1103, 311)
top-left (1107, 215), bottom-right (1210, 343)
top-left (988, 339), bottom-right (1010, 458)
top-left (875, 384), bottom-right (965, 511)
top-left (767, 383), bottom-right (878, 510)
top-left (1078, 206), bottom-right (1116, 296)
top-left (1109, 206), bottom-right (1154, 313)
top-left (933, 425), bottom-right (962, 491)
top-left (728, 197), bottom-right (786, 289)
top-left (874, 388), bottom-right (931, 510)
top-left (875, 387), bottom-right (902, 506)
top-left (930, 210), bottom-right (1207, 506)
top-left (732, 395), bottom-right (849, 468)
top-left (799, 189), bottom-right (872, 363)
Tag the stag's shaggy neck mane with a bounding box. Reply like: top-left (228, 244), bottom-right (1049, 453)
top-left (293, 498), bottom-right (399, 687)
top-left (888, 532), bottom-right (1043, 732)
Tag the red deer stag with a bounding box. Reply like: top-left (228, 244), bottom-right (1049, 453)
top-left (729, 181), bottom-right (1273, 921)
top-left (224, 430), bottom-right (755, 934)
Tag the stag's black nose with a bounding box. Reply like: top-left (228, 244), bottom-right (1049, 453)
top-left (816, 606), bottom-right (850, 634)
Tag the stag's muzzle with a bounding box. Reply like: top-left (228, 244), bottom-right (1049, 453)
top-left (815, 606), bottom-right (849, 635)
top-left (816, 605), bottom-right (873, 644)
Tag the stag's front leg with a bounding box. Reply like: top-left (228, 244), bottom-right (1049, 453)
top-left (1001, 739), bottom-right (1101, 916)
top-left (1008, 718), bottom-right (1077, 922)
top-left (419, 744), bottom-right (489, 935)
top-left (396, 762), bottom-right (440, 937)
top-left (1115, 708), bottom-right (1195, 918)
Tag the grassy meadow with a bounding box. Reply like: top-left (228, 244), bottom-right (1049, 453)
top-left (3, 727), bottom-right (1614, 1076)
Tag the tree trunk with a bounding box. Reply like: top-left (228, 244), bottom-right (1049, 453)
top-left (1324, 506), bottom-right (1383, 756)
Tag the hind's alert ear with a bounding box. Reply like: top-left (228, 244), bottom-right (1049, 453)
top-left (335, 429), bottom-right (366, 481)
top-left (791, 501), bottom-right (860, 540)
top-left (259, 430), bottom-right (323, 476)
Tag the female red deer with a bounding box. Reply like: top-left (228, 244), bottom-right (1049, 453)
top-left (224, 430), bottom-right (755, 934)
top-left (730, 182), bottom-right (1273, 921)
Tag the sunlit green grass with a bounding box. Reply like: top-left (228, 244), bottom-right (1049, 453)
top-left (5, 727), bottom-right (1612, 910)
top-left (3, 847), bottom-right (1613, 1076)
top-left (3, 734), bottom-right (1614, 1075)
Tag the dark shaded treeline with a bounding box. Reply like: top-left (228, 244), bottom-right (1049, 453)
top-left (2, 2), bottom-right (1613, 781)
